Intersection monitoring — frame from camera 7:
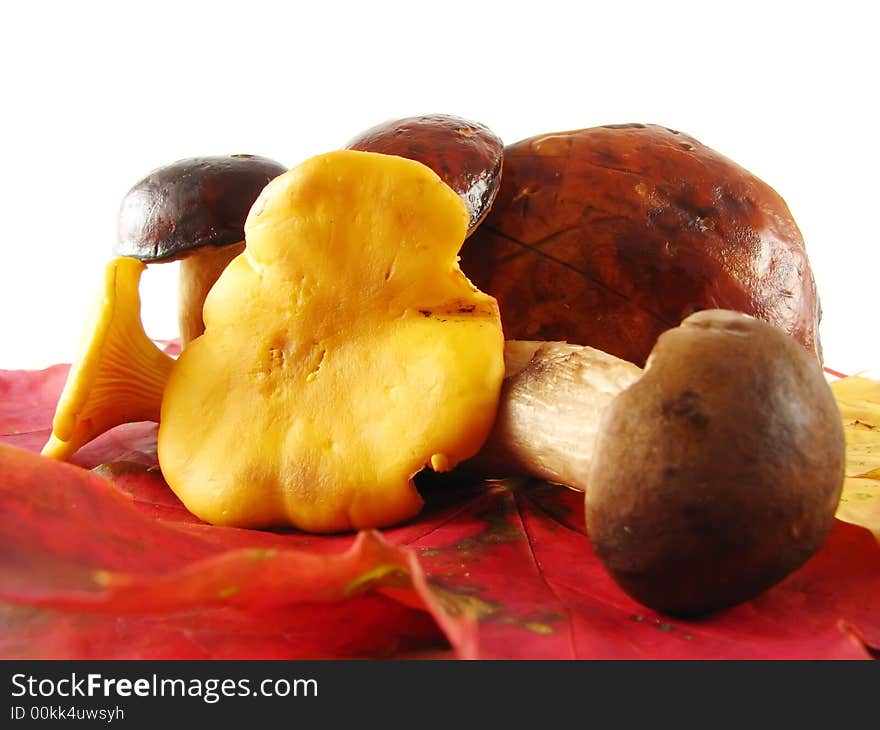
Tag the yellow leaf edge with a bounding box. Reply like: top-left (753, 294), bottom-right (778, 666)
top-left (831, 376), bottom-right (880, 541)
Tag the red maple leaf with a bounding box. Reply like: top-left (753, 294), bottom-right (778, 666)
top-left (1, 366), bottom-right (878, 659)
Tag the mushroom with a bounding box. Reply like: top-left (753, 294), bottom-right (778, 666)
top-left (460, 123), bottom-right (823, 367)
top-left (43, 148), bottom-right (844, 613)
top-left (586, 310), bottom-right (844, 615)
top-left (346, 114), bottom-right (504, 236)
top-left (114, 154), bottom-right (287, 346)
top-left (41, 260), bottom-right (844, 612)
top-left (41, 257), bottom-right (174, 460)
top-left (466, 310), bottom-right (845, 616)
top-left (156, 150), bottom-right (506, 532)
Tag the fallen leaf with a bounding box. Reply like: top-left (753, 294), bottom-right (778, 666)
top-left (1, 366), bottom-right (879, 659)
top-left (400, 477), bottom-right (879, 659)
top-left (831, 376), bottom-right (880, 540)
top-left (0, 441), bottom-right (474, 659)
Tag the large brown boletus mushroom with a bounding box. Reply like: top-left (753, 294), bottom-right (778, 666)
top-left (584, 310), bottom-right (844, 616)
top-left (114, 154), bottom-right (287, 345)
top-left (346, 114), bottom-right (504, 235)
top-left (460, 123), bottom-right (823, 367)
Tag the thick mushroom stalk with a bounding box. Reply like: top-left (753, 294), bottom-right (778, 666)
top-left (467, 341), bottom-right (641, 490)
top-left (177, 241), bottom-right (244, 344)
top-left (41, 257), bottom-right (175, 460)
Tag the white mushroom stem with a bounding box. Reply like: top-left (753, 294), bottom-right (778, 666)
top-left (178, 241), bottom-right (245, 346)
top-left (468, 341), bottom-right (643, 490)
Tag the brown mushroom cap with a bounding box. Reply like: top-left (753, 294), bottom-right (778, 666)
top-left (585, 309), bottom-right (845, 617)
top-left (346, 114), bottom-right (503, 234)
top-left (460, 123), bottom-right (822, 367)
top-left (114, 154), bottom-right (287, 261)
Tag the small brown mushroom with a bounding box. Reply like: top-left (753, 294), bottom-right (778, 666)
top-left (346, 114), bottom-right (504, 235)
top-left (114, 154), bottom-right (287, 346)
top-left (586, 310), bottom-right (844, 615)
top-left (468, 310), bottom-right (845, 616)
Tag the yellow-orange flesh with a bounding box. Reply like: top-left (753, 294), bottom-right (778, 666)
top-left (158, 151), bottom-right (505, 533)
top-left (42, 257), bottom-right (174, 460)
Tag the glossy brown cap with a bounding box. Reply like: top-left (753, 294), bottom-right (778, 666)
top-left (115, 154), bottom-right (287, 262)
top-left (585, 310), bottom-right (845, 616)
top-left (346, 114), bottom-right (504, 234)
top-left (461, 124), bottom-right (822, 366)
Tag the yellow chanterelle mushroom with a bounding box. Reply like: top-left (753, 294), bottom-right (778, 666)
top-left (41, 257), bottom-right (174, 460)
top-left (157, 150), bottom-right (505, 532)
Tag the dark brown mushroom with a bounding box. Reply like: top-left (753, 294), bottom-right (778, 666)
top-left (346, 114), bottom-right (504, 235)
top-left (585, 310), bottom-right (844, 616)
top-left (460, 123), bottom-right (823, 367)
top-left (464, 310), bottom-right (844, 616)
top-left (114, 154), bottom-right (287, 345)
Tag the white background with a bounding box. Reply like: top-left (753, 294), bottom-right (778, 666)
top-left (0, 0), bottom-right (876, 373)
